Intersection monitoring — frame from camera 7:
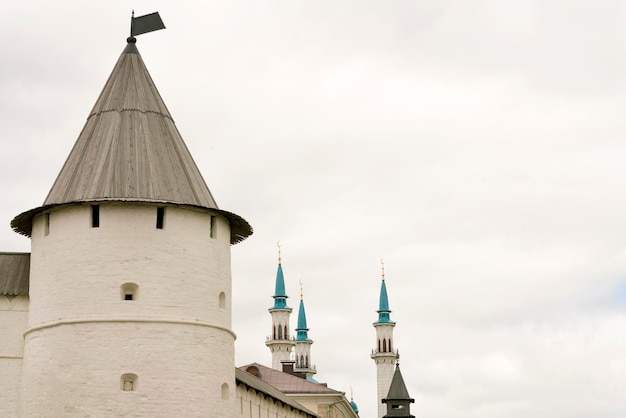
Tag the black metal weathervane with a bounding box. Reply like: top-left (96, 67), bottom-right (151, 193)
top-left (128, 10), bottom-right (166, 42)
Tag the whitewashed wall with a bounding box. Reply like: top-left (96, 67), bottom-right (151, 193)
top-left (21, 203), bottom-right (235, 417)
top-left (0, 295), bottom-right (28, 418)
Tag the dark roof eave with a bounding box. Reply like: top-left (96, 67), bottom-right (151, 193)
top-left (11, 199), bottom-right (252, 245)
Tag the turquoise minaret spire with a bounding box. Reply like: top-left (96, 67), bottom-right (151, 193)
top-left (266, 242), bottom-right (295, 370)
top-left (371, 259), bottom-right (399, 418)
top-left (296, 297), bottom-right (309, 341)
top-left (272, 261), bottom-right (288, 309)
top-left (376, 278), bottom-right (395, 324)
top-left (294, 281), bottom-right (316, 379)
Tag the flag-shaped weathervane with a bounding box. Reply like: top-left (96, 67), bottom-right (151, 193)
top-left (130, 11), bottom-right (166, 37)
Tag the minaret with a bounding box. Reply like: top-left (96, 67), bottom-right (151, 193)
top-left (12, 24), bottom-right (252, 417)
top-left (265, 243), bottom-right (295, 369)
top-left (294, 281), bottom-right (316, 379)
top-left (371, 260), bottom-right (399, 418)
top-left (382, 364), bottom-right (415, 418)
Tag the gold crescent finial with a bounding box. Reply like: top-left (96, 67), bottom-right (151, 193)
top-left (277, 241), bottom-right (282, 264)
top-left (350, 387), bottom-right (354, 401)
top-left (299, 279), bottom-right (303, 300)
top-left (380, 258), bottom-right (385, 281)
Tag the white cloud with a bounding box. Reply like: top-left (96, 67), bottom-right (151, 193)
top-left (2, 1), bottom-right (626, 417)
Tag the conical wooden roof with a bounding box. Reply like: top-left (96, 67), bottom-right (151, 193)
top-left (12, 38), bottom-right (252, 244)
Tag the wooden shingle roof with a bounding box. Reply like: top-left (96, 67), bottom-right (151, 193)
top-left (11, 39), bottom-right (251, 244)
top-left (0, 253), bottom-right (30, 296)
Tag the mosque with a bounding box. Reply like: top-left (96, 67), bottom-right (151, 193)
top-left (0, 21), bottom-right (415, 418)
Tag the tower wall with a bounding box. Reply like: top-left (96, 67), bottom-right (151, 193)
top-left (20, 203), bottom-right (235, 417)
top-left (0, 295), bottom-right (28, 417)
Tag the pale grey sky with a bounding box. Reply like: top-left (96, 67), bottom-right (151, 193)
top-left (2, 1), bottom-right (626, 417)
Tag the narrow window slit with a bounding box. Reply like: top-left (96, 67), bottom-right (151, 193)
top-left (91, 205), bottom-right (100, 228)
top-left (156, 207), bottom-right (165, 229)
top-left (210, 215), bottom-right (216, 238)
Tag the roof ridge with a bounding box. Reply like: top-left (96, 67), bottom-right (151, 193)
top-left (88, 108), bottom-right (175, 122)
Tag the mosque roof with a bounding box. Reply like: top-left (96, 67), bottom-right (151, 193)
top-left (0, 253), bottom-right (30, 296)
top-left (11, 37), bottom-right (252, 245)
top-left (235, 368), bottom-right (318, 417)
top-left (239, 363), bottom-right (341, 395)
top-left (350, 400), bottom-right (359, 413)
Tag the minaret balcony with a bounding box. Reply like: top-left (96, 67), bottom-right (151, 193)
top-left (266, 336), bottom-right (296, 342)
top-left (371, 348), bottom-right (399, 358)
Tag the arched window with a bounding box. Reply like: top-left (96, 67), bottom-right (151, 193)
top-left (383, 339), bottom-right (387, 352)
top-left (221, 383), bottom-right (229, 400)
top-left (284, 325), bottom-right (288, 339)
top-left (121, 283), bottom-right (138, 301)
top-left (305, 355), bottom-right (309, 367)
top-left (388, 339), bottom-right (392, 352)
top-left (121, 373), bottom-right (137, 391)
top-left (378, 339), bottom-right (381, 352)
top-left (218, 292), bottom-right (226, 309)
top-left (273, 326), bottom-right (276, 340)
top-left (278, 325), bottom-right (283, 339)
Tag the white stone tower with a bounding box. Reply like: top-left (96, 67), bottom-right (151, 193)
top-left (294, 282), bottom-right (316, 379)
top-left (265, 244), bottom-right (295, 369)
top-left (11, 32), bottom-right (252, 417)
top-left (371, 262), bottom-right (399, 418)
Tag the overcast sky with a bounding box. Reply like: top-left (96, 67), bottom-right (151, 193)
top-left (2, 1), bottom-right (626, 417)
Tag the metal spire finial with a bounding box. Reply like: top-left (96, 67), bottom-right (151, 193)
top-left (128, 10), bottom-right (136, 42)
top-left (381, 258), bottom-right (385, 281)
top-left (299, 279), bottom-right (304, 300)
top-left (277, 241), bottom-right (282, 264)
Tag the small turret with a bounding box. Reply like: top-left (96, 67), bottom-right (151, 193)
top-left (382, 364), bottom-right (415, 418)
